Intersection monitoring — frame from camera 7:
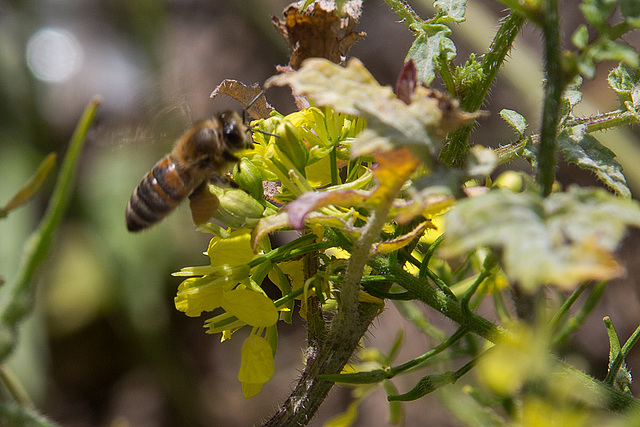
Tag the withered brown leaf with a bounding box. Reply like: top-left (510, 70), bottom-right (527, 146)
top-left (210, 80), bottom-right (274, 120)
top-left (273, 0), bottom-right (365, 69)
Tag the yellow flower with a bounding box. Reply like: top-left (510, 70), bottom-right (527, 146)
top-left (239, 333), bottom-right (275, 398)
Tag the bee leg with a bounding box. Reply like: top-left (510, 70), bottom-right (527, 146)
top-left (189, 182), bottom-right (220, 225)
top-left (210, 173), bottom-right (239, 189)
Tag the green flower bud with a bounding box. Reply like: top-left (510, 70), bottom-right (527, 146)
top-left (234, 158), bottom-right (264, 200)
top-left (278, 122), bottom-right (309, 173)
top-left (209, 185), bottom-right (266, 228)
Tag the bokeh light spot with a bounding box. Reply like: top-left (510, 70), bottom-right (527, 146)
top-left (26, 27), bottom-right (83, 83)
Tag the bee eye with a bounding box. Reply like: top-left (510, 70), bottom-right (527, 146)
top-left (219, 111), bottom-right (247, 148)
top-left (223, 121), bottom-right (243, 146)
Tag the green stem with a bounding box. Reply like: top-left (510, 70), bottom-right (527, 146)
top-left (552, 281), bottom-right (607, 346)
top-left (0, 365), bottom-right (33, 408)
top-left (0, 97), bottom-right (101, 362)
top-left (604, 322), bottom-right (640, 386)
top-left (460, 270), bottom-right (488, 319)
top-left (568, 110), bottom-right (640, 133)
top-left (372, 257), bottom-right (503, 342)
top-left (264, 172), bottom-right (400, 425)
top-left (466, 13), bottom-right (526, 112)
top-left (389, 327), bottom-right (468, 376)
top-left (537, 0), bottom-right (563, 196)
top-left (548, 282), bottom-right (589, 333)
top-left (329, 147), bottom-right (339, 185)
top-left (440, 13), bottom-right (524, 167)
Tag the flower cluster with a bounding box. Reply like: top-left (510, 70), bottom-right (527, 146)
top-left (173, 106), bottom-right (371, 397)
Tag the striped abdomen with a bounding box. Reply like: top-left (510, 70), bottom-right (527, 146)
top-left (126, 155), bottom-right (198, 232)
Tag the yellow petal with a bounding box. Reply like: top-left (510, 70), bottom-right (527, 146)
top-left (239, 334), bottom-right (275, 398)
top-left (222, 289), bottom-right (279, 327)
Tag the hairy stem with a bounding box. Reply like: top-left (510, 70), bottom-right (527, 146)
top-left (264, 178), bottom-right (397, 425)
top-left (440, 12), bottom-right (524, 167)
top-left (537, 0), bottom-right (563, 196)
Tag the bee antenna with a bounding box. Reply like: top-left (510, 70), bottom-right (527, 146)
top-left (251, 127), bottom-right (280, 139)
top-left (247, 90), bottom-right (264, 110)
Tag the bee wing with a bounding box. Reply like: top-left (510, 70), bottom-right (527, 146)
top-left (189, 184), bottom-right (220, 225)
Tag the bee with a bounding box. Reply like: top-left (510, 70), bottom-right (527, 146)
top-left (125, 110), bottom-right (254, 232)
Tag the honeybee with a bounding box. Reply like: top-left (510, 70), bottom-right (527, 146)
top-left (125, 110), bottom-right (253, 232)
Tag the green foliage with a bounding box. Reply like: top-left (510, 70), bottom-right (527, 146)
top-left (0, 153), bottom-right (56, 219)
top-left (442, 187), bottom-right (640, 290)
top-left (0, 97), bottom-right (100, 427)
top-left (557, 128), bottom-right (629, 197)
top-left (6, 0), bottom-right (640, 425)
top-left (166, 0), bottom-right (640, 423)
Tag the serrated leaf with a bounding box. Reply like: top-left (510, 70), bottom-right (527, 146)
top-left (558, 127), bottom-right (630, 198)
top-left (563, 77), bottom-right (583, 112)
top-left (433, 0), bottom-right (467, 23)
top-left (608, 63), bottom-right (640, 109)
top-left (406, 24), bottom-right (456, 85)
top-left (441, 187), bottom-right (640, 291)
top-left (500, 109), bottom-right (528, 137)
top-left (266, 58), bottom-right (476, 163)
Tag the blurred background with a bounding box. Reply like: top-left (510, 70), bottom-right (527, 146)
top-left (1, 0), bottom-right (639, 425)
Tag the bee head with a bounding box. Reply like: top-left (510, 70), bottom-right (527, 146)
top-left (219, 110), bottom-right (253, 150)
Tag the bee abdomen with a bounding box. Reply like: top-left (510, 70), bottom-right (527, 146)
top-left (126, 156), bottom-right (192, 232)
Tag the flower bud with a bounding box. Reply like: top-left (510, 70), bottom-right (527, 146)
top-left (234, 158), bottom-right (264, 200)
top-left (277, 122), bottom-right (309, 173)
top-left (208, 185), bottom-right (266, 228)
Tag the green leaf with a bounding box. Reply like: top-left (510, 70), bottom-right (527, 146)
top-left (608, 63), bottom-right (640, 109)
top-left (0, 153), bottom-right (56, 218)
top-left (580, 0), bottom-right (616, 29)
top-left (433, 0), bottom-right (467, 23)
top-left (441, 187), bottom-right (640, 291)
top-left (406, 24), bottom-right (456, 85)
top-left (571, 24), bottom-right (589, 49)
top-left (557, 126), bottom-right (630, 198)
top-left (0, 97), bottom-right (100, 362)
top-left (500, 109), bottom-right (528, 137)
top-left (588, 40), bottom-right (639, 70)
top-left (620, 0), bottom-right (640, 27)
top-left (560, 77), bottom-right (584, 118)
